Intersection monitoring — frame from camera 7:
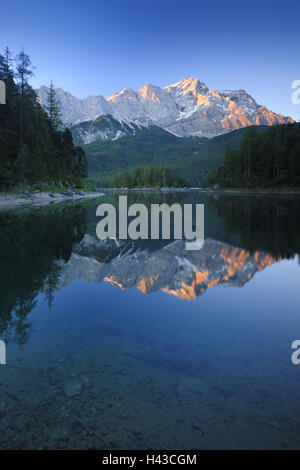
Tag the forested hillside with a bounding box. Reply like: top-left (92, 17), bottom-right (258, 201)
top-left (80, 123), bottom-right (267, 186)
top-left (212, 123), bottom-right (300, 187)
top-left (0, 48), bottom-right (87, 190)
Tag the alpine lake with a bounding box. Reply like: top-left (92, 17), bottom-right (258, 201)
top-left (1, 190), bottom-right (300, 450)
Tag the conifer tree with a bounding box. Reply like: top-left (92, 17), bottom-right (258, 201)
top-left (45, 81), bottom-right (62, 130)
top-left (15, 49), bottom-right (34, 95)
top-left (15, 49), bottom-right (34, 148)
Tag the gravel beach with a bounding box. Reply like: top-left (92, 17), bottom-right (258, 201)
top-left (0, 191), bottom-right (105, 210)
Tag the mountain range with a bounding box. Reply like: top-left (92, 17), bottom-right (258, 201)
top-left (38, 78), bottom-right (294, 141)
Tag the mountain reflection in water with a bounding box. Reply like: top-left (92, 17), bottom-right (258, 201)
top-left (61, 235), bottom-right (279, 301)
top-left (0, 192), bottom-right (299, 344)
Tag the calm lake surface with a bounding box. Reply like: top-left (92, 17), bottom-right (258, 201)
top-left (1, 191), bottom-right (300, 449)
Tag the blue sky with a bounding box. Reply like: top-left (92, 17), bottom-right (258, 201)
top-left (1, 0), bottom-right (300, 119)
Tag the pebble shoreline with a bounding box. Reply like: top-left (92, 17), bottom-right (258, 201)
top-left (0, 191), bottom-right (105, 210)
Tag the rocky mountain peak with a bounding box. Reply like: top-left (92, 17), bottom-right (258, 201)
top-left (165, 77), bottom-right (208, 95)
top-left (106, 87), bottom-right (138, 103)
top-left (138, 83), bottom-right (162, 103)
top-left (37, 78), bottom-right (294, 139)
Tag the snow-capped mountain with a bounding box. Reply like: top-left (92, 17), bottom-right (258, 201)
top-left (38, 78), bottom-right (294, 139)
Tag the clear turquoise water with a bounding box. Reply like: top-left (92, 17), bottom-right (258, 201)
top-left (0, 192), bottom-right (300, 449)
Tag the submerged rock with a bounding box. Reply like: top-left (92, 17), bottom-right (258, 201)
top-left (63, 379), bottom-right (82, 397)
top-left (177, 377), bottom-right (210, 396)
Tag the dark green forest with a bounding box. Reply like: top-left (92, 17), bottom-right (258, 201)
top-left (82, 125), bottom-right (202, 186)
top-left (0, 48), bottom-right (87, 190)
top-left (211, 123), bottom-right (300, 187)
top-left (114, 166), bottom-right (187, 188)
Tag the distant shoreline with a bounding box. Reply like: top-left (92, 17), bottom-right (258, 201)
top-left (208, 188), bottom-right (300, 195)
top-left (104, 187), bottom-right (300, 195)
top-left (1, 186), bottom-right (300, 211)
top-left (0, 191), bottom-right (104, 211)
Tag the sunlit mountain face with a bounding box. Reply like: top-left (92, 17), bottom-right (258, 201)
top-left (58, 236), bottom-right (280, 301)
top-left (37, 78), bottom-right (294, 140)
